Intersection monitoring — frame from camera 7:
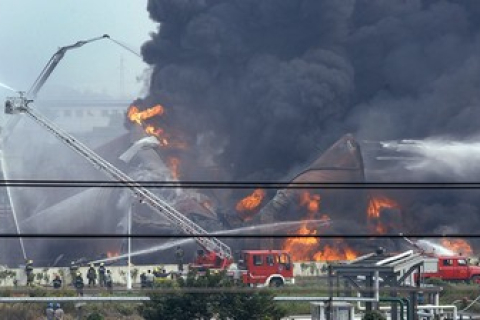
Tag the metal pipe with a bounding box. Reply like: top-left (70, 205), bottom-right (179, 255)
top-left (418, 304), bottom-right (457, 319)
top-left (379, 298), bottom-right (406, 320)
top-left (126, 204), bottom-right (132, 290)
top-left (273, 296), bottom-right (380, 302)
top-left (376, 250), bottom-right (414, 266)
top-left (0, 297), bottom-right (149, 303)
top-left (402, 298), bottom-right (412, 320)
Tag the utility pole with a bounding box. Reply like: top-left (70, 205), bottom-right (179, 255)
top-left (119, 55), bottom-right (125, 99)
top-left (126, 201), bottom-right (132, 290)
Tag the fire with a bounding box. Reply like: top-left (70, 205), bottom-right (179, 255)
top-left (145, 125), bottom-right (164, 137)
top-left (283, 224), bottom-right (358, 261)
top-left (368, 196), bottom-right (398, 218)
top-left (236, 189), bottom-right (266, 212)
top-left (127, 105), bottom-right (164, 124)
top-left (441, 238), bottom-right (473, 256)
top-left (127, 104), bottom-right (174, 147)
top-left (313, 243), bottom-right (358, 261)
top-left (168, 157), bottom-right (180, 180)
top-left (201, 200), bottom-right (214, 212)
top-left (283, 224), bottom-right (320, 260)
top-left (299, 191), bottom-right (321, 213)
top-left (283, 191), bottom-right (357, 261)
top-left (367, 195), bottom-right (400, 234)
top-left (107, 251), bottom-right (119, 258)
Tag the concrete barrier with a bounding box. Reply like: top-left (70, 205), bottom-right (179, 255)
top-left (0, 261), bottom-right (330, 287)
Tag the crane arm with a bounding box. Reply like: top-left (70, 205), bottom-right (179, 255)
top-left (4, 97), bottom-right (233, 261)
top-left (27, 34), bottom-right (110, 99)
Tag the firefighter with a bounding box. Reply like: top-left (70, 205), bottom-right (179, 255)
top-left (25, 259), bottom-right (34, 287)
top-left (45, 302), bottom-right (55, 320)
top-left (74, 272), bottom-right (84, 297)
top-left (153, 266), bottom-right (162, 277)
top-left (54, 303), bottom-right (64, 320)
top-left (155, 269), bottom-right (171, 284)
top-left (98, 262), bottom-right (106, 287)
top-left (140, 272), bottom-right (147, 289)
top-left (145, 270), bottom-right (154, 288)
top-left (69, 261), bottom-right (78, 286)
top-left (52, 274), bottom-right (62, 289)
top-left (87, 263), bottom-right (97, 287)
top-left (158, 269), bottom-right (170, 278)
top-left (105, 270), bottom-right (113, 294)
top-left (175, 246), bottom-right (185, 272)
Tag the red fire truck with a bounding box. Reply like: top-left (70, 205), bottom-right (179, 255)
top-left (237, 249), bottom-right (294, 287)
top-left (417, 255), bottom-right (480, 283)
top-left (190, 248), bottom-right (294, 287)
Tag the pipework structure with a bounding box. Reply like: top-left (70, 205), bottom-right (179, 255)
top-left (328, 248), bottom-right (442, 320)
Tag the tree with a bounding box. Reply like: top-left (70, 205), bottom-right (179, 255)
top-left (140, 270), bottom-right (286, 320)
top-left (362, 310), bottom-right (387, 320)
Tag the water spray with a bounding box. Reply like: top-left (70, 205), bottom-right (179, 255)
top-left (0, 152), bottom-right (27, 260)
top-left (92, 218), bottom-right (332, 264)
top-left (0, 82), bottom-right (17, 92)
top-left (379, 138), bottom-right (480, 177)
top-left (403, 237), bottom-right (455, 256)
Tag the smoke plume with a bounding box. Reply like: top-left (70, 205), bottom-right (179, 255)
top-left (137, 0), bottom-right (480, 250)
top-left (140, 0), bottom-right (356, 180)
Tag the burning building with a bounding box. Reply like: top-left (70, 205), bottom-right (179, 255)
top-left (3, 0), bottom-right (480, 265)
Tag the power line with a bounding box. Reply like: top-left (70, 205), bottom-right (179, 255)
top-left (0, 180), bottom-right (479, 189)
top-left (0, 234), bottom-right (478, 238)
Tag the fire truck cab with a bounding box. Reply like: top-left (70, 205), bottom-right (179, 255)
top-left (418, 255), bottom-right (480, 283)
top-left (237, 250), bottom-right (295, 287)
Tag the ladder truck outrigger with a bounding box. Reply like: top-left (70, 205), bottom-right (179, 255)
top-left (3, 37), bottom-right (294, 287)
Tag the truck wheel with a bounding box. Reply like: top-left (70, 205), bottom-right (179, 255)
top-left (470, 276), bottom-right (480, 284)
top-left (269, 278), bottom-right (283, 287)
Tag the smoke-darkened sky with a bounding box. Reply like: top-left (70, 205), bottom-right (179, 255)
top-left (6, 0), bottom-right (480, 263)
top-left (139, 0), bottom-right (480, 182)
top-left (135, 0), bottom-right (480, 242)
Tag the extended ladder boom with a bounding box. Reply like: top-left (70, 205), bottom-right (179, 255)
top-left (28, 35), bottom-right (110, 99)
top-left (5, 97), bottom-right (233, 261)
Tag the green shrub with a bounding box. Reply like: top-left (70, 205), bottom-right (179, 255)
top-left (362, 310), bottom-right (387, 320)
top-left (141, 270), bottom-right (286, 320)
top-left (87, 312), bottom-right (104, 320)
top-left (424, 277), bottom-right (448, 286)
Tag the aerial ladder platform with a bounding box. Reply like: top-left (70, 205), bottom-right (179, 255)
top-left (3, 35), bottom-right (233, 262)
top-left (4, 96), bottom-right (233, 261)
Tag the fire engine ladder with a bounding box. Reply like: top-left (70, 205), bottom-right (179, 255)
top-left (11, 100), bottom-right (233, 261)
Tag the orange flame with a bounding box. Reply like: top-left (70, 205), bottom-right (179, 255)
top-left (127, 104), bottom-right (180, 147)
top-left (168, 157), bottom-right (180, 180)
top-left (367, 195), bottom-right (400, 234)
top-left (145, 125), bottom-right (164, 137)
top-left (107, 251), bottom-right (119, 258)
top-left (236, 189), bottom-right (266, 212)
top-left (313, 243), bottom-right (358, 261)
top-left (283, 224), bottom-right (357, 261)
top-left (441, 238), bottom-right (472, 256)
top-left (128, 105), bottom-right (164, 124)
top-left (283, 191), bottom-right (357, 261)
top-left (299, 191), bottom-right (321, 214)
top-left (283, 224), bottom-right (320, 260)
top-left (368, 196), bottom-right (398, 218)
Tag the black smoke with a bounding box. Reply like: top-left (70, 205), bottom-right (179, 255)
top-left (140, 0), bottom-right (355, 180)
top-left (137, 0), bottom-right (480, 249)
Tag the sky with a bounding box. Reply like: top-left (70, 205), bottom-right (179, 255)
top-left (0, 0), bottom-right (157, 101)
